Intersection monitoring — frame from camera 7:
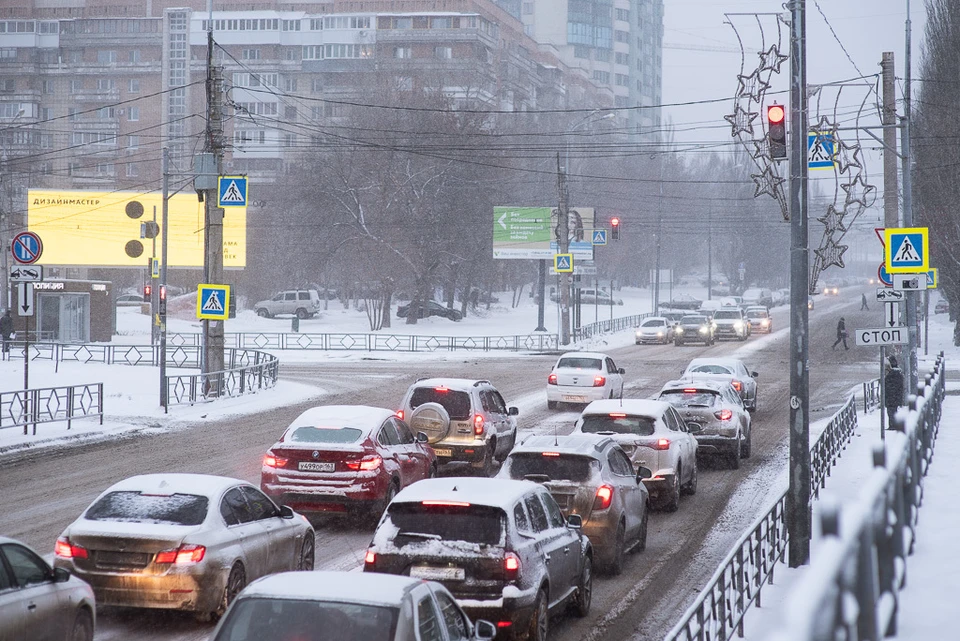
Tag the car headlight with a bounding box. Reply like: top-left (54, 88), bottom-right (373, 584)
top-left (656, 331), bottom-right (664, 337)
top-left (676, 327), bottom-right (684, 334)
top-left (699, 326), bottom-right (708, 334)
top-left (733, 321), bottom-right (743, 330)
top-left (636, 330), bottom-right (643, 337)
top-left (761, 319), bottom-right (769, 326)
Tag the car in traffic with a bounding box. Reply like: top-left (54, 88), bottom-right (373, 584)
top-left (253, 289), bottom-right (322, 319)
top-left (742, 288), bottom-right (774, 308)
top-left (935, 299), bottom-right (949, 314)
top-left (363, 477), bottom-right (593, 641)
top-left (808, 297), bottom-right (815, 310)
top-left (821, 283), bottom-right (840, 296)
top-left (209, 571), bottom-right (497, 641)
top-left (674, 314), bottom-right (715, 346)
top-left (397, 300), bottom-right (463, 321)
top-left (635, 316), bottom-right (675, 345)
top-left (53, 473), bottom-right (315, 621)
top-left (0, 535), bottom-right (96, 641)
top-left (711, 308), bottom-right (750, 341)
top-left (399, 378), bottom-right (519, 475)
top-left (497, 434), bottom-right (650, 575)
top-left (681, 358), bottom-right (759, 412)
top-left (744, 306), bottom-right (772, 333)
top-left (656, 380), bottom-right (752, 468)
top-left (260, 405), bottom-right (436, 519)
top-left (546, 352), bottom-right (625, 409)
top-left (573, 400), bottom-right (698, 511)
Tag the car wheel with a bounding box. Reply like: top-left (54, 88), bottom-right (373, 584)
top-left (295, 307), bottom-right (309, 319)
top-left (372, 481), bottom-right (399, 523)
top-left (450, 310), bottom-right (463, 322)
top-left (742, 430), bottom-right (752, 459)
top-left (571, 556), bottom-right (592, 617)
top-left (527, 589), bottom-right (549, 641)
top-left (729, 438), bottom-right (742, 470)
top-left (255, 308), bottom-right (271, 318)
top-left (298, 535), bottom-right (315, 571)
top-left (497, 432), bottom-right (516, 463)
top-left (662, 467), bottom-right (681, 512)
top-left (682, 460), bottom-right (698, 495)
top-left (70, 609), bottom-right (94, 641)
top-left (607, 522), bottom-right (626, 575)
top-left (547, 400), bottom-right (558, 410)
top-left (213, 563), bottom-right (246, 620)
top-left (478, 443), bottom-right (496, 477)
top-left (675, 339), bottom-right (683, 346)
top-left (633, 512), bottom-right (648, 553)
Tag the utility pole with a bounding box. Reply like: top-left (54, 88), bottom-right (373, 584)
top-left (202, 28), bottom-right (225, 389)
top-left (556, 154), bottom-right (571, 345)
top-left (787, 0), bottom-right (810, 568)
top-left (654, 213), bottom-right (662, 312)
top-left (902, 1), bottom-right (918, 396)
top-left (160, 147), bottom-right (169, 411)
top-left (535, 260), bottom-right (546, 332)
top-left (881, 53), bottom-right (899, 231)
top-left (707, 208), bottom-right (713, 300)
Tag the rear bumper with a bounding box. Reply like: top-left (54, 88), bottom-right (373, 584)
top-left (261, 474), bottom-right (387, 512)
top-left (547, 386), bottom-right (608, 403)
top-left (459, 586), bottom-right (539, 636)
top-left (432, 440), bottom-right (490, 465)
top-left (693, 435), bottom-right (740, 456)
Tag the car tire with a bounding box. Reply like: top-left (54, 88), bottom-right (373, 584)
top-left (255, 308), bottom-right (271, 318)
top-left (571, 556), bottom-right (592, 617)
top-left (497, 432), bottom-right (516, 463)
top-left (429, 463), bottom-right (438, 478)
top-left (662, 468), bottom-right (681, 512)
top-left (295, 307), bottom-right (309, 319)
top-left (527, 589), bottom-right (549, 641)
top-left (607, 522), bottom-right (626, 575)
top-left (70, 609), bottom-right (94, 641)
top-left (675, 339), bottom-right (683, 346)
top-left (742, 430), bottom-right (752, 459)
top-left (729, 438), bottom-right (742, 470)
top-left (682, 461), bottom-right (698, 496)
top-left (371, 481), bottom-right (399, 524)
top-left (298, 535), bottom-right (315, 571)
top-left (478, 443), bottom-right (496, 477)
top-left (450, 310), bottom-right (463, 322)
top-left (633, 512), bottom-right (648, 553)
top-left (547, 400), bottom-right (558, 410)
top-left (211, 563), bottom-right (246, 621)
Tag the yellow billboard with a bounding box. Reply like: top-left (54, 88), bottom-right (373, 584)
top-left (27, 189), bottom-right (246, 267)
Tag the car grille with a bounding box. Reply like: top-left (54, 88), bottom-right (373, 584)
top-left (94, 550), bottom-right (151, 570)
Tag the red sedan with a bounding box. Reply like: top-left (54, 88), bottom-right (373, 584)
top-left (261, 406), bottom-right (436, 519)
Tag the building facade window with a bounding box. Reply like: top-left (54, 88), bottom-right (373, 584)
top-left (573, 45), bottom-right (590, 59)
top-left (126, 163), bottom-right (139, 177)
top-left (70, 79), bottom-right (84, 92)
top-left (434, 46), bottom-right (452, 59)
top-left (97, 50), bottom-right (117, 63)
top-left (394, 46), bottom-right (412, 59)
top-left (242, 48), bottom-right (261, 60)
top-left (129, 78), bottom-right (140, 93)
top-left (97, 78), bottom-right (116, 91)
top-left (593, 70), bottom-right (610, 84)
top-left (129, 50), bottom-right (140, 63)
top-left (127, 106), bottom-right (139, 121)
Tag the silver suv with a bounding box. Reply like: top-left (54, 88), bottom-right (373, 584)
top-left (399, 378), bottom-right (519, 475)
top-left (711, 308), bottom-right (750, 341)
top-left (254, 289), bottom-right (322, 319)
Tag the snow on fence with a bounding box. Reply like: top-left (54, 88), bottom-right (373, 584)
top-left (574, 313), bottom-right (651, 341)
top-left (0, 383), bottom-right (104, 434)
top-left (663, 392), bottom-right (862, 641)
top-left (762, 353), bottom-right (945, 641)
top-left (862, 378), bottom-right (881, 413)
top-left (163, 349), bottom-right (279, 408)
top-left (164, 332), bottom-right (563, 352)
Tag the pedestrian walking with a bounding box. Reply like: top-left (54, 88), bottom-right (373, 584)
top-left (832, 316), bottom-right (849, 350)
top-left (884, 355), bottom-right (905, 428)
top-left (861, 293), bottom-right (869, 310)
top-left (0, 310), bottom-right (13, 358)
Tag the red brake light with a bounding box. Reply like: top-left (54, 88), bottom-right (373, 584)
top-left (609, 413), bottom-right (626, 418)
top-left (435, 386), bottom-right (449, 393)
top-left (715, 409), bottom-right (733, 421)
top-left (548, 373), bottom-right (558, 385)
top-left (542, 452), bottom-right (561, 457)
top-left (396, 410), bottom-right (404, 420)
top-left (156, 544), bottom-right (205, 565)
top-left (504, 552), bottom-right (521, 581)
top-left (473, 414), bottom-right (485, 436)
top-left (732, 381), bottom-right (743, 392)
top-left (498, 622), bottom-right (513, 628)
top-left (346, 455), bottom-right (382, 471)
top-left (55, 538), bottom-right (88, 559)
top-left (593, 375), bottom-right (606, 387)
top-left (364, 550), bottom-right (376, 567)
top-left (683, 388), bottom-right (698, 393)
top-left (263, 453), bottom-right (288, 468)
top-left (594, 485), bottom-right (614, 510)
top-left (655, 438), bottom-right (671, 451)
top-left (422, 500), bottom-right (471, 507)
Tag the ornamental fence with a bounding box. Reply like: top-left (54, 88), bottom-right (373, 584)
top-left (0, 383), bottom-right (103, 435)
top-left (164, 350), bottom-right (279, 407)
top-left (574, 313), bottom-right (651, 341)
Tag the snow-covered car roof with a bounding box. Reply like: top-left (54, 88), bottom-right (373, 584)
top-left (685, 357), bottom-right (747, 370)
top-left (511, 434), bottom-right (614, 458)
top-left (557, 351), bottom-right (609, 360)
top-left (285, 405), bottom-right (395, 433)
top-left (391, 477), bottom-right (539, 509)
top-left (659, 378), bottom-right (732, 393)
top-left (581, 399), bottom-right (673, 417)
top-left (407, 378), bottom-right (490, 391)
top-left (101, 473), bottom-right (244, 498)
top-left (238, 571), bottom-right (423, 607)
top-left (640, 316), bottom-right (669, 324)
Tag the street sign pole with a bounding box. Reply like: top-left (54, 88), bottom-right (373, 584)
top-left (535, 260), bottom-right (546, 332)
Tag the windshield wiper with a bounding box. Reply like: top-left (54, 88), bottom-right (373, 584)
top-left (397, 531), bottom-right (442, 540)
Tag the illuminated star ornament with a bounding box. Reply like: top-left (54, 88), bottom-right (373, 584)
top-left (735, 69), bottom-right (771, 102)
top-left (835, 139), bottom-right (863, 175)
top-left (724, 104), bottom-right (760, 137)
top-left (814, 237), bottom-right (849, 270)
top-left (752, 165), bottom-right (785, 199)
top-left (816, 204), bottom-right (847, 234)
top-left (751, 138), bottom-right (771, 162)
top-left (758, 44), bottom-right (789, 74)
top-left (841, 175), bottom-right (877, 208)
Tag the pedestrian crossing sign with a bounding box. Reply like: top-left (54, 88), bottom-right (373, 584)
top-left (197, 284), bottom-right (231, 320)
top-left (884, 227), bottom-right (928, 273)
top-left (218, 176), bottom-right (248, 207)
top-left (808, 131), bottom-right (836, 170)
top-left (554, 254), bottom-right (574, 273)
top-left (592, 230), bottom-right (607, 246)
top-left (927, 268), bottom-right (938, 289)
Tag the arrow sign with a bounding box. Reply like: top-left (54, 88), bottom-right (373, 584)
top-left (17, 283), bottom-right (34, 317)
top-left (498, 211), bottom-right (508, 230)
top-left (885, 301), bottom-right (899, 328)
top-left (10, 265), bottom-right (43, 282)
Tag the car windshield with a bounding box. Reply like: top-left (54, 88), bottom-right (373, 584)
top-left (557, 357), bottom-right (603, 370)
top-left (641, 319), bottom-right (665, 328)
top-left (505, 453), bottom-right (598, 482)
top-left (713, 311), bottom-right (740, 320)
top-left (659, 390), bottom-right (720, 408)
top-left (387, 503), bottom-right (504, 546)
top-left (409, 387), bottom-right (471, 421)
top-left (746, 311), bottom-right (768, 319)
top-left (580, 415), bottom-right (656, 436)
top-left (681, 316), bottom-right (707, 324)
top-left (688, 364), bottom-right (735, 376)
top-left (213, 597), bottom-right (398, 641)
top-left (288, 426), bottom-right (363, 444)
top-left (85, 491), bottom-right (208, 526)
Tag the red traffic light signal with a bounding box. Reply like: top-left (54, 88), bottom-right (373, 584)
top-left (767, 104), bottom-right (787, 159)
top-left (143, 284), bottom-right (152, 302)
top-left (610, 217), bottom-right (621, 240)
top-left (767, 105), bottom-right (785, 124)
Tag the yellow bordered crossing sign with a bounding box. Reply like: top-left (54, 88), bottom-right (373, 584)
top-left (197, 284), bottom-right (230, 320)
top-left (554, 254), bottom-right (574, 273)
top-left (884, 227), bottom-right (928, 274)
top-left (927, 268), bottom-right (938, 289)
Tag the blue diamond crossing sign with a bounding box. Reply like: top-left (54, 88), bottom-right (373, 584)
top-left (592, 229), bottom-right (607, 246)
top-left (554, 254), bottom-right (574, 273)
top-left (218, 176), bottom-right (248, 207)
top-left (884, 227), bottom-right (928, 273)
top-left (197, 284), bottom-right (231, 320)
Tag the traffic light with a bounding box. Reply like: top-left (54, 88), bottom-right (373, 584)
top-left (143, 284), bottom-right (152, 302)
top-left (610, 217), bottom-right (621, 241)
top-left (767, 104), bottom-right (787, 159)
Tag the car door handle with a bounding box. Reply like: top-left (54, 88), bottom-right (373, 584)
top-left (563, 547), bottom-right (570, 555)
top-left (27, 604), bottom-right (37, 611)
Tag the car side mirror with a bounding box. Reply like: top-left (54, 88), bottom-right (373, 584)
top-left (618, 368), bottom-right (625, 375)
top-left (474, 620), bottom-right (498, 640)
top-left (751, 371), bottom-right (759, 378)
top-left (636, 466), bottom-right (653, 481)
top-left (416, 431), bottom-right (429, 443)
top-left (279, 505), bottom-right (296, 519)
top-left (509, 407), bottom-right (519, 416)
top-left (53, 567), bottom-right (71, 583)
top-left (566, 513), bottom-right (583, 529)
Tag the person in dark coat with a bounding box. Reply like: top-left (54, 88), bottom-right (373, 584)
top-left (861, 293), bottom-right (869, 310)
top-left (832, 316), bottom-right (849, 350)
top-left (884, 355), bottom-right (905, 428)
top-left (0, 310), bottom-right (13, 357)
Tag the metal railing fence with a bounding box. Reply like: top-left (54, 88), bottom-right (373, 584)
top-left (164, 349), bottom-right (279, 407)
top-left (862, 377), bottom-right (881, 413)
top-left (0, 383), bottom-right (104, 435)
top-left (574, 313), bottom-right (650, 341)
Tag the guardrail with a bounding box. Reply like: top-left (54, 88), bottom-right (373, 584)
top-left (574, 313), bottom-right (650, 341)
top-left (3, 341), bottom-right (201, 368)
top-left (862, 377), bottom-right (881, 413)
top-left (663, 393), bottom-right (861, 641)
top-left (0, 383), bottom-right (104, 435)
top-left (164, 349), bottom-right (279, 407)
top-left (762, 353), bottom-right (944, 641)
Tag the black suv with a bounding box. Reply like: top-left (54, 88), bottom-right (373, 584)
top-left (674, 315), bottom-right (715, 346)
top-left (364, 477), bottom-right (593, 641)
top-left (397, 300), bottom-right (463, 321)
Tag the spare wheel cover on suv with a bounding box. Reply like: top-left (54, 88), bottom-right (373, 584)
top-left (409, 402), bottom-right (452, 444)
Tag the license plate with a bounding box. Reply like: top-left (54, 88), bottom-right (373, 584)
top-left (96, 551), bottom-right (149, 567)
top-left (299, 461), bottom-right (335, 472)
top-left (433, 448), bottom-right (453, 457)
top-left (563, 395), bottom-right (586, 403)
top-left (410, 566), bottom-right (465, 581)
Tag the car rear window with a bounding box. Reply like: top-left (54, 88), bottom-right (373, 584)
top-left (387, 503), bottom-right (504, 546)
top-left (213, 597), bottom-right (398, 641)
top-left (409, 388), bottom-right (471, 420)
top-left (85, 491), bottom-right (208, 526)
top-left (557, 357), bottom-right (602, 369)
top-left (659, 390), bottom-right (719, 408)
top-left (505, 453), bottom-right (598, 482)
top-left (580, 415), bottom-right (656, 436)
top-left (288, 426), bottom-right (363, 444)
top-left (688, 364), bottom-right (734, 375)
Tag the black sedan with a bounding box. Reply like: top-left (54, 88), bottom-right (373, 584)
top-left (674, 315), bottom-right (715, 346)
top-left (396, 300), bottom-right (463, 321)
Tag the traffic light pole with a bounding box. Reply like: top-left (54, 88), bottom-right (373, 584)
top-left (557, 154), bottom-right (571, 346)
top-left (202, 29), bottom-right (225, 391)
top-left (160, 147), bottom-right (169, 411)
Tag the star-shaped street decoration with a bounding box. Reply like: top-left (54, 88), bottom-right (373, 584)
top-left (810, 115), bottom-right (838, 139)
top-left (841, 174), bottom-right (877, 209)
top-left (735, 69), bottom-right (771, 102)
top-left (758, 44), bottom-right (789, 74)
top-left (814, 236), bottom-right (849, 270)
top-left (752, 164), bottom-right (785, 199)
top-left (835, 140), bottom-right (863, 175)
top-left (724, 104), bottom-right (760, 138)
top-left (752, 138), bottom-right (771, 162)
top-left (816, 204), bottom-right (847, 234)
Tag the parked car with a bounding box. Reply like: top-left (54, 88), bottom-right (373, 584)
top-left (681, 358), bottom-right (759, 412)
top-left (667, 294), bottom-right (702, 310)
top-left (742, 288), bottom-right (774, 308)
top-left (210, 571), bottom-right (497, 641)
top-left (744, 306), bottom-right (772, 333)
top-left (711, 308), bottom-right (750, 341)
top-left (698, 300), bottom-right (723, 315)
top-left (0, 535), bottom-right (96, 641)
top-left (674, 314), bottom-right (715, 346)
top-left (397, 300), bottom-right (463, 321)
top-left (656, 380), bottom-right (752, 468)
top-left (399, 378), bottom-right (519, 475)
top-left (115, 293), bottom-right (143, 307)
top-left (573, 400), bottom-right (699, 511)
top-left (54, 474), bottom-right (315, 621)
top-left (260, 405), bottom-right (436, 519)
top-left (635, 316), bottom-right (675, 345)
top-left (546, 352), bottom-right (625, 409)
top-left (253, 289), bottom-right (322, 319)
top-left (935, 299), bottom-right (949, 314)
top-left (498, 434), bottom-right (650, 575)
top-left (363, 477), bottom-right (593, 641)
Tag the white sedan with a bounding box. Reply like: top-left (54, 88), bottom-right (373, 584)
top-left (547, 351), bottom-right (625, 409)
top-left (635, 316), bottom-right (675, 344)
top-left (573, 399), bottom-right (699, 511)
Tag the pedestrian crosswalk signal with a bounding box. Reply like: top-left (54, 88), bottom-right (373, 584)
top-left (767, 104), bottom-right (787, 159)
top-left (143, 285), bottom-right (152, 302)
